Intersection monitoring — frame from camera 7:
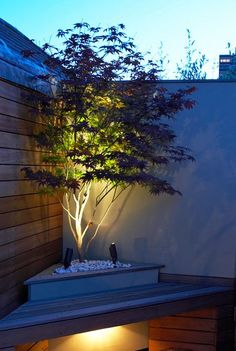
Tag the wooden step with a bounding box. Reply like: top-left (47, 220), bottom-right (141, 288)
top-left (0, 282), bottom-right (233, 348)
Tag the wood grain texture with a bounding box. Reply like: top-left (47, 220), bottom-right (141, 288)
top-left (0, 96), bottom-right (39, 121)
top-left (0, 239), bottom-right (62, 294)
top-left (0, 79), bottom-right (36, 106)
top-left (0, 79), bottom-right (62, 319)
top-left (0, 165), bottom-right (57, 182)
top-left (0, 215), bottom-right (62, 245)
top-left (150, 327), bottom-right (215, 344)
top-left (0, 194), bottom-right (60, 213)
top-left (0, 238), bottom-right (62, 279)
top-left (160, 272), bottom-right (236, 287)
top-left (0, 149), bottom-right (47, 166)
top-left (149, 304), bottom-right (235, 351)
top-left (0, 281), bottom-right (233, 347)
top-left (0, 245), bottom-right (61, 317)
top-left (149, 339), bottom-right (215, 351)
top-left (0, 180), bottom-right (37, 197)
top-left (176, 304), bottom-right (234, 319)
top-left (0, 132), bottom-right (35, 150)
top-left (0, 227), bottom-right (62, 262)
top-left (0, 166), bottom-right (35, 181)
top-left (150, 315), bottom-right (218, 331)
top-left (0, 203), bottom-right (62, 230)
top-left (0, 113), bottom-right (41, 135)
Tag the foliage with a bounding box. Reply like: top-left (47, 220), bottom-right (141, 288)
top-left (22, 23), bottom-right (195, 259)
top-left (176, 29), bottom-right (208, 80)
top-left (156, 41), bottom-right (170, 79)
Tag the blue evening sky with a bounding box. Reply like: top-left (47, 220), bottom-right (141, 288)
top-left (1, 0), bottom-right (236, 78)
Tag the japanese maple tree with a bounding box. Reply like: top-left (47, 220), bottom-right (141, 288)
top-left (22, 23), bottom-right (195, 259)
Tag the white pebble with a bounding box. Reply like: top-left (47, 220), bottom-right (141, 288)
top-left (54, 260), bottom-right (131, 274)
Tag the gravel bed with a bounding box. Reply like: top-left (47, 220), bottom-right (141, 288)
top-left (54, 259), bottom-right (132, 274)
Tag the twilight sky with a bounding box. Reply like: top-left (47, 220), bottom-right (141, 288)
top-left (1, 0), bottom-right (236, 78)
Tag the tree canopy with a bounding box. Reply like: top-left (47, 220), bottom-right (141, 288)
top-left (176, 29), bottom-right (208, 80)
top-left (22, 23), bottom-right (196, 257)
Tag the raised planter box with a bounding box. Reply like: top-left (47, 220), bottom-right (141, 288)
top-left (25, 263), bottom-right (164, 301)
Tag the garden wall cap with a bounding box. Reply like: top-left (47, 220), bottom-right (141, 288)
top-left (0, 18), bottom-right (58, 94)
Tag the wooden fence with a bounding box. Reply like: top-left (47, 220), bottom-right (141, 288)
top-left (0, 78), bottom-right (62, 318)
top-left (149, 305), bottom-right (235, 351)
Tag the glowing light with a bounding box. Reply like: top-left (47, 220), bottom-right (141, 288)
top-left (82, 326), bottom-right (119, 341)
top-left (49, 322), bottom-right (148, 350)
top-left (71, 326), bottom-right (121, 350)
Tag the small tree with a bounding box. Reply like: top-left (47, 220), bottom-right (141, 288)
top-left (22, 23), bottom-right (195, 259)
top-left (176, 29), bottom-right (208, 80)
top-left (156, 41), bottom-right (170, 79)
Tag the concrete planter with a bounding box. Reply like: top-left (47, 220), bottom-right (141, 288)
top-left (25, 263), bottom-right (164, 301)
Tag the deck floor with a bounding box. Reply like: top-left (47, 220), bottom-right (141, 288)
top-left (0, 281), bottom-right (234, 348)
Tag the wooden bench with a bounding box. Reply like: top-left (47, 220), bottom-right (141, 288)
top-left (0, 278), bottom-right (234, 349)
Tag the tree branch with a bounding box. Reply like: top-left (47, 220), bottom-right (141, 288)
top-left (85, 184), bottom-right (130, 253)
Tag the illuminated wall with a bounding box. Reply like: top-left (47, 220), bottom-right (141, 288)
top-left (64, 80), bottom-right (236, 278)
top-left (49, 322), bottom-right (148, 351)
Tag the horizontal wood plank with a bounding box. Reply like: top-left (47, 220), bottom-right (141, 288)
top-left (0, 246), bottom-right (61, 316)
top-left (0, 165), bottom-right (32, 181)
top-left (150, 315), bottom-right (217, 331)
top-left (0, 131), bottom-right (36, 150)
top-left (13, 283), bottom-right (193, 316)
top-left (149, 326), bottom-right (215, 344)
top-left (0, 239), bottom-right (62, 294)
top-left (0, 114), bottom-right (41, 135)
top-left (0, 179), bottom-right (57, 197)
top-left (0, 282), bottom-right (233, 347)
top-left (0, 203), bottom-right (62, 230)
top-left (0, 165), bottom-right (56, 182)
top-left (0, 79), bottom-right (36, 106)
top-left (0, 180), bottom-right (37, 197)
top-left (5, 287), bottom-right (235, 323)
top-left (0, 97), bottom-right (39, 121)
top-left (0, 285), bottom-right (27, 319)
top-left (149, 316), bottom-right (234, 336)
top-left (0, 227), bottom-right (62, 263)
top-left (149, 339), bottom-right (215, 351)
top-left (160, 272), bottom-right (236, 288)
top-left (149, 302), bottom-right (235, 351)
top-left (0, 81), bottom-right (62, 320)
top-left (177, 305), bottom-right (234, 319)
top-left (0, 194), bottom-right (60, 213)
top-left (0, 149), bottom-right (48, 166)
top-left (0, 214), bottom-right (62, 245)
top-left (0, 238), bottom-right (63, 279)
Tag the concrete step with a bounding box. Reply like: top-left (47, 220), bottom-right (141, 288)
top-left (25, 263), bottom-right (164, 301)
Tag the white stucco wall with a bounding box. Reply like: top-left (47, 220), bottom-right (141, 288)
top-left (64, 80), bottom-right (236, 278)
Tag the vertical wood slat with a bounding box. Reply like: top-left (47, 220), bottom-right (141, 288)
top-left (149, 305), bottom-right (235, 351)
top-left (0, 79), bottom-right (62, 319)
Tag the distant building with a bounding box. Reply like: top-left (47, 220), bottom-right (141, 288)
top-left (219, 53), bottom-right (236, 79)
